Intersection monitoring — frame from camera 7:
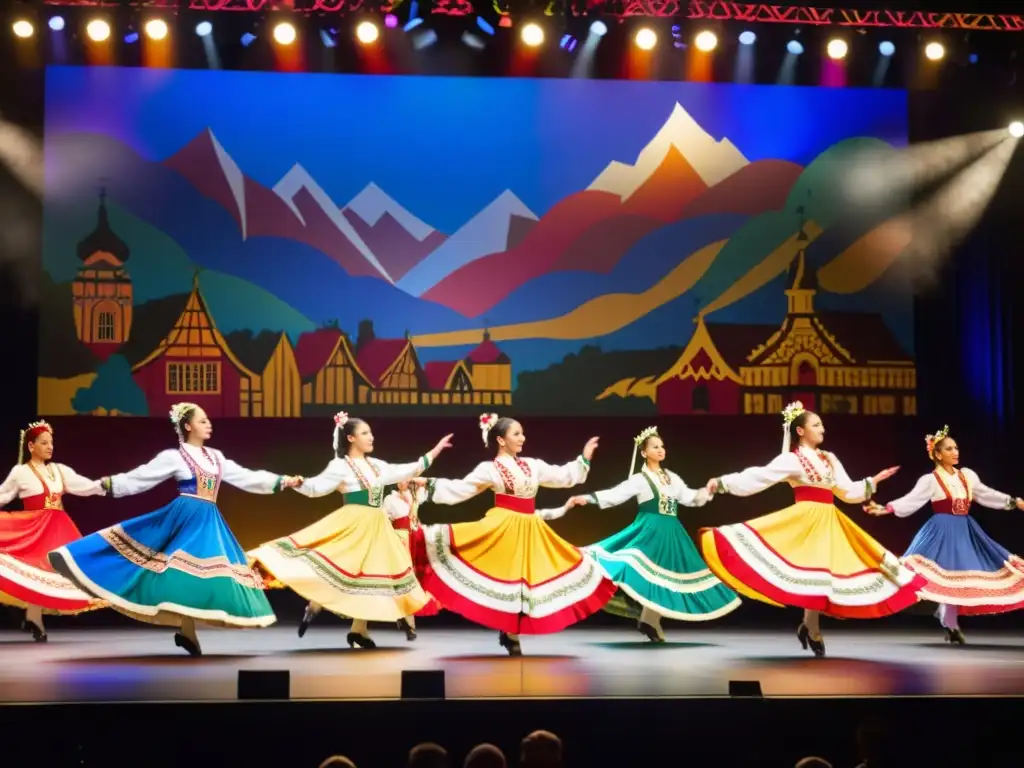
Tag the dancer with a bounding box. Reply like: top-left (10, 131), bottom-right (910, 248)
top-left (385, 481), bottom-right (443, 640)
top-left (699, 402), bottom-right (926, 656)
top-left (49, 403), bottom-right (302, 656)
top-left (566, 426), bottom-right (741, 642)
top-left (248, 413), bottom-right (452, 648)
top-left (864, 425), bottom-right (1024, 644)
top-left (0, 420), bottom-right (106, 641)
top-left (413, 413), bottom-right (616, 656)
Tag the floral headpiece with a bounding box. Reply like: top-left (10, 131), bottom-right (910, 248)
top-left (479, 413), bottom-right (499, 447)
top-left (332, 411), bottom-right (350, 452)
top-left (925, 425), bottom-right (950, 457)
top-left (628, 426), bottom-right (659, 479)
top-left (19, 420), bottom-right (52, 464)
top-left (168, 403), bottom-right (198, 442)
top-left (781, 401), bottom-right (805, 454)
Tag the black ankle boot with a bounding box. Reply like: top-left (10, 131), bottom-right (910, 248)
top-left (498, 631), bottom-right (522, 656)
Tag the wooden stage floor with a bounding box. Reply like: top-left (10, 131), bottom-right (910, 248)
top-left (3, 625), bottom-right (1024, 703)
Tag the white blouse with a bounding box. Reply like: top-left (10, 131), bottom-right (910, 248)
top-left (588, 468), bottom-right (711, 510)
top-left (383, 486), bottom-right (428, 524)
top-left (294, 454), bottom-right (430, 506)
top-left (717, 446), bottom-right (875, 504)
top-left (0, 462), bottom-right (105, 506)
top-left (886, 467), bottom-right (1016, 517)
top-left (108, 444), bottom-right (284, 498)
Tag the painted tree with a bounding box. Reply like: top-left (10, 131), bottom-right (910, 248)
top-left (72, 354), bottom-right (149, 416)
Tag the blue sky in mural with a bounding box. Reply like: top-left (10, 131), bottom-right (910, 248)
top-left (45, 66), bottom-right (907, 234)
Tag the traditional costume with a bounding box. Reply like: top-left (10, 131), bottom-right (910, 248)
top-left (49, 404), bottom-right (289, 654)
top-left (247, 413), bottom-right (433, 647)
top-left (699, 403), bottom-right (926, 625)
top-left (871, 425), bottom-right (1024, 642)
top-left (580, 427), bottom-right (741, 641)
top-left (0, 421), bottom-right (106, 637)
top-left (413, 414), bottom-right (616, 652)
top-left (384, 485), bottom-right (443, 638)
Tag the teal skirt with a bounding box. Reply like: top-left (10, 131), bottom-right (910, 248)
top-left (585, 512), bottom-right (741, 621)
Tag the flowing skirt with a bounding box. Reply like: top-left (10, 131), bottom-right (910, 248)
top-left (413, 506), bottom-right (617, 634)
top-left (394, 527), bottom-right (442, 617)
top-left (0, 508), bottom-right (104, 614)
top-left (248, 504), bottom-right (429, 621)
top-left (49, 496), bottom-right (275, 628)
top-left (902, 514), bottom-right (1024, 615)
top-left (699, 501), bottom-right (926, 619)
top-left (585, 512), bottom-right (741, 621)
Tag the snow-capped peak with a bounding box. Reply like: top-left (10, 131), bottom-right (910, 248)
top-left (207, 129), bottom-right (249, 240)
top-left (345, 182), bottom-right (436, 242)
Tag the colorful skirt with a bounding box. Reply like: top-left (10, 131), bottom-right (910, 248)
top-left (901, 514), bottom-right (1024, 615)
top-left (394, 525), bottom-right (442, 617)
top-left (48, 495), bottom-right (275, 628)
top-left (699, 495), bottom-right (926, 619)
top-left (0, 508), bottom-right (104, 614)
top-left (413, 496), bottom-right (617, 634)
top-left (585, 512), bottom-right (741, 621)
top-left (248, 504), bottom-right (430, 622)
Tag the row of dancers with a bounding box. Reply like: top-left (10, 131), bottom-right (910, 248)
top-left (1, 402), bottom-right (1021, 657)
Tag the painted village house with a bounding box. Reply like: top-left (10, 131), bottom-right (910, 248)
top-left (655, 248), bottom-right (916, 416)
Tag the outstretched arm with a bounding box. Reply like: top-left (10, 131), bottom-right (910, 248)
top-left (375, 455), bottom-right (434, 487)
top-left (711, 453), bottom-right (799, 498)
top-left (671, 474), bottom-right (711, 508)
top-left (0, 467), bottom-right (20, 507)
top-left (294, 458), bottom-right (348, 499)
top-left (56, 464), bottom-right (106, 498)
top-left (829, 453), bottom-right (879, 504)
top-left (534, 456), bottom-right (592, 489)
top-left (964, 468), bottom-right (1021, 511)
top-left (423, 462), bottom-right (493, 506)
top-left (216, 451), bottom-right (289, 495)
top-left (105, 450), bottom-right (181, 498)
top-left (867, 474), bottom-right (934, 517)
top-left (575, 475), bottom-right (642, 510)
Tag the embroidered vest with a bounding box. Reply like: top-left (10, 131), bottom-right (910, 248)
top-left (932, 469), bottom-right (971, 516)
top-left (177, 446), bottom-right (221, 502)
top-left (22, 463), bottom-right (65, 511)
top-left (636, 470), bottom-right (678, 517)
top-left (343, 457), bottom-right (384, 508)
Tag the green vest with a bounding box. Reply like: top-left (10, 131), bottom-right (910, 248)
top-left (344, 487), bottom-right (384, 508)
top-left (637, 471), bottom-right (678, 517)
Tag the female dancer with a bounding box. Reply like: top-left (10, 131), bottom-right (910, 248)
top-left (248, 412), bottom-right (452, 649)
top-left (49, 403), bottom-right (302, 656)
top-left (0, 420), bottom-right (106, 641)
top-left (384, 481), bottom-right (443, 640)
top-left (699, 402), bottom-right (926, 656)
top-left (567, 426), bottom-right (741, 642)
top-left (413, 413), bottom-right (616, 656)
top-left (865, 425), bottom-right (1024, 643)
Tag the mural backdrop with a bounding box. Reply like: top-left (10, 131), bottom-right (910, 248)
top-left (40, 67), bottom-right (913, 419)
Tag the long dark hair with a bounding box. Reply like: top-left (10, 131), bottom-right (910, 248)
top-left (788, 410), bottom-right (813, 450)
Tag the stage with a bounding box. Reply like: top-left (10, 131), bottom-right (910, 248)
top-left (3, 624), bottom-right (1024, 703)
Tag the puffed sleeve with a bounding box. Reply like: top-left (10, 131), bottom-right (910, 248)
top-left (671, 472), bottom-right (711, 507)
top-left (533, 455), bottom-right (591, 489)
top-left (828, 453), bottom-right (876, 504)
top-left (382, 491), bottom-right (409, 522)
top-left (963, 468), bottom-right (1017, 510)
top-left (294, 458), bottom-right (347, 499)
top-left (424, 462), bottom-right (494, 506)
top-left (215, 451), bottom-right (284, 495)
top-left (108, 450), bottom-right (181, 498)
top-left (0, 466), bottom-right (21, 506)
top-left (374, 455), bottom-right (433, 487)
top-left (56, 464), bottom-right (106, 498)
top-left (883, 474), bottom-right (935, 518)
top-left (716, 453), bottom-right (800, 497)
top-left (587, 474), bottom-right (644, 509)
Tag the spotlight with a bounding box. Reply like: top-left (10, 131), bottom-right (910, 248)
top-left (384, 14), bottom-right (398, 29)
top-left (12, 19), bottom-right (34, 38)
top-left (590, 20), bottom-right (607, 37)
top-left (878, 40), bottom-right (895, 56)
top-left (86, 19), bottom-right (111, 42)
top-left (273, 22), bottom-right (296, 45)
top-left (196, 21), bottom-right (213, 37)
top-left (48, 16), bottom-right (65, 32)
top-left (356, 20), bottom-right (379, 43)
top-left (520, 22), bottom-right (543, 47)
top-left (826, 38), bottom-right (847, 59)
top-left (968, 53), bottom-right (978, 64)
top-left (145, 19), bottom-right (168, 40)
top-left (925, 42), bottom-right (944, 60)
top-left (1010, 121), bottom-right (1024, 138)
top-left (634, 27), bottom-right (656, 51)
top-left (738, 30), bottom-right (756, 45)
top-left (241, 32), bottom-right (257, 47)
top-left (694, 31), bottom-right (717, 52)
top-left (786, 39), bottom-right (803, 55)
top-left (124, 32), bottom-right (139, 44)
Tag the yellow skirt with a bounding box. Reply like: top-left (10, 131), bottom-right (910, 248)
top-left (699, 501), bottom-right (927, 619)
top-left (249, 504), bottom-right (429, 621)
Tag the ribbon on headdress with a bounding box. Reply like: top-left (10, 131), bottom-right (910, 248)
top-left (479, 413), bottom-right (498, 447)
top-left (780, 401), bottom-right (805, 454)
top-left (332, 411), bottom-right (350, 452)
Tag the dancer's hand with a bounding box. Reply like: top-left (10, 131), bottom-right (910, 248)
top-left (582, 437), bottom-right (599, 461)
top-left (863, 501), bottom-right (891, 516)
top-left (705, 478), bottom-right (719, 495)
top-left (567, 495), bottom-right (589, 508)
top-left (871, 466), bottom-right (900, 487)
top-left (1015, 498), bottom-right (1024, 512)
top-left (428, 434), bottom-right (455, 462)
top-left (282, 475), bottom-right (304, 489)
top-left (412, 477), bottom-right (428, 488)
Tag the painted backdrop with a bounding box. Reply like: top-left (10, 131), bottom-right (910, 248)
top-left (40, 67), bottom-right (913, 418)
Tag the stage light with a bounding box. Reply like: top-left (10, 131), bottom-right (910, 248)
top-left (196, 21), bottom-right (213, 37)
top-left (879, 40), bottom-right (895, 56)
top-left (145, 19), bottom-right (168, 40)
top-left (241, 32), bottom-right (257, 47)
top-left (356, 21), bottom-right (380, 43)
top-left (826, 38), bottom-right (848, 59)
top-left (739, 31), bottom-right (756, 45)
top-left (635, 27), bottom-right (656, 51)
top-left (925, 42), bottom-right (944, 60)
top-left (1010, 122), bottom-right (1024, 138)
top-left (521, 22), bottom-right (544, 47)
top-left (384, 14), bottom-right (398, 29)
top-left (86, 19), bottom-right (111, 42)
top-left (969, 53), bottom-right (978, 64)
top-left (48, 16), bottom-right (65, 32)
top-left (125, 32), bottom-right (139, 44)
top-left (590, 21), bottom-right (607, 37)
top-left (787, 39), bottom-right (803, 55)
top-left (12, 19), bottom-right (34, 38)
top-left (694, 31), bottom-right (717, 52)
top-left (273, 22), bottom-right (296, 45)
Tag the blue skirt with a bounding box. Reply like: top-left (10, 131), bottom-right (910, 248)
top-left (49, 495), bottom-right (276, 628)
top-left (902, 514), bottom-right (1024, 615)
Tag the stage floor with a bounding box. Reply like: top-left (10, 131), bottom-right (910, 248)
top-left (3, 625), bottom-right (1024, 703)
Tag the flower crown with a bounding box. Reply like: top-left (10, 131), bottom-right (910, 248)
top-left (168, 402), bottom-right (198, 441)
top-left (633, 426), bottom-right (658, 446)
top-left (18, 420), bottom-right (52, 464)
top-left (332, 412), bottom-right (351, 452)
top-left (479, 413), bottom-right (499, 446)
top-left (782, 401), bottom-right (805, 425)
top-left (925, 425), bottom-right (950, 456)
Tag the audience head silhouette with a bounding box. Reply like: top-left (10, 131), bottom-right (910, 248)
top-left (520, 730), bottom-right (562, 768)
top-left (318, 757), bottom-right (357, 768)
top-left (408, 742), bottom-right (449, 768)
top-left (464, 743), bottom-right (506, 768)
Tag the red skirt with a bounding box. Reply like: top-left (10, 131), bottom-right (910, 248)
top-left (395, 526), bottom-right (442, 617)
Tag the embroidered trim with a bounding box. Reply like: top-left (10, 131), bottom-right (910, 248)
top-left (25, 463), bottom-right (65, 510)
top-left (493, 456), bottom-right (532, 496)
top-left (933, 468), bottom-right (972, 515)
top-left (345, 456), bottom-right (384, 507)
top-left (178, 445), bottom-right (222, 502)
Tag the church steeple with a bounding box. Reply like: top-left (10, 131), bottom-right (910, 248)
top-left (76, 188), bottom-right (130, 263)
top-left (785, 204), bottom-right (816, 316)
